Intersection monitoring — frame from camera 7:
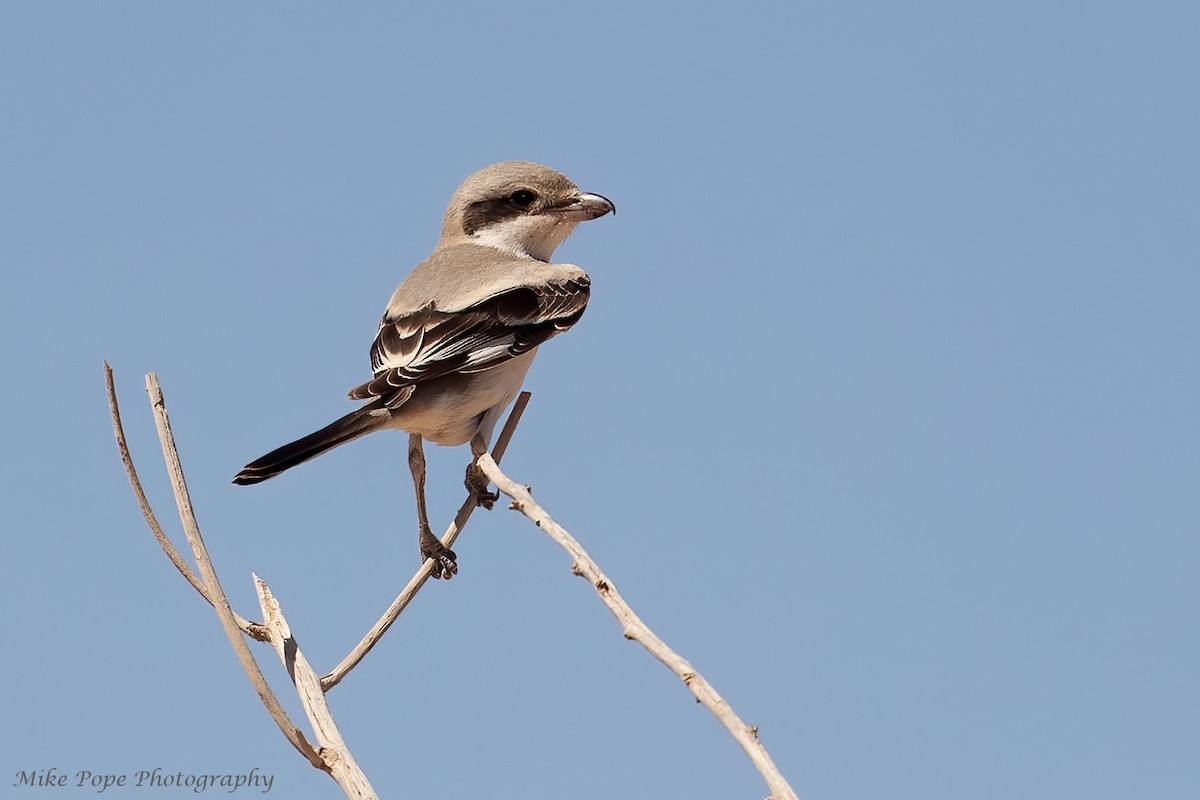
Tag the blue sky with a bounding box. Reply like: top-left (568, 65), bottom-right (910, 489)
top-left (2, 3), bottom-right (1197, 799)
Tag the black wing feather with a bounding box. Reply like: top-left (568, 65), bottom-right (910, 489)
top-left (349, 276), bottom-right (589, 402)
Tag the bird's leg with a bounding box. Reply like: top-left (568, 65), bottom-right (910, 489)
top-left (409, 433), bottom-right (456, 579)
top-left (465, 433), bottom-right (499, 510)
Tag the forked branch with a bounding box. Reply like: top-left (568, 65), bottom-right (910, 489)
top-left (105, 363), bottom-right (268, 641)
top-left (105, 364), bottom-right (529, 798)
top-left (106, 365), bottom-right (371, 795)
top-left (322, 392), bottom-right (530, 690)
top-left (108, 363), bottom-right (793, 798)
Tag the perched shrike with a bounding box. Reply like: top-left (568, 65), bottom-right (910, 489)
top-left (233, 161), bottom-right (614, 578)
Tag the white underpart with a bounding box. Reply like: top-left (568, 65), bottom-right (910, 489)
top-left (473, 214), bottom-right (578, 262)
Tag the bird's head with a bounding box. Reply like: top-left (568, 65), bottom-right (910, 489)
top-left (441, 161), bottom-right (615, 262)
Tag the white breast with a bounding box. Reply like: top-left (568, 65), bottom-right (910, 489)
top-left (386, 351), bottom-right (538, 446)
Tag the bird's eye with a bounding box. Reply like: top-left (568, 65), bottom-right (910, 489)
top-left (509, 189), bottom-right (537, 207)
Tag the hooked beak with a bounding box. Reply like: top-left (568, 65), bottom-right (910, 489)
top-left (559, 192), bottom-right (616, 221)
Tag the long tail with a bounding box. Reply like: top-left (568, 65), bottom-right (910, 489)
top-left (232, 405), bottom-right (387, 485)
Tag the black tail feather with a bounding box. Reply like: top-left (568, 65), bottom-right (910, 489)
top-left (233, 406), bottom-right (385, 485)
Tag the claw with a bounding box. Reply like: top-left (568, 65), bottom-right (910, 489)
top-left (465, 462), bottom-right (497, 510)
top-left (419, 529), bottom-right (457, 579)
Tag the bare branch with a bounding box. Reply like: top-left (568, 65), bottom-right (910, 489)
top-left (111, 367), bottom-right (787, 795)
top-left (476, 453), bottom-right (800, 800)
top-left (321, 392), bottom-right (530, 691)
top-left (255, 575), bottom-right (377, 799)
top-left (143, 372), bottom-right (323, 769)
top-left (104, 363), bottom-right (269, 641)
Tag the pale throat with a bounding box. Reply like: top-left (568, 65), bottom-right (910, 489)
top-left (472, 216), bottom-right (577, 262)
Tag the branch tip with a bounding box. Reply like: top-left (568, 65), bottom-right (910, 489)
top-left (476, 454), bottom-right (799, 800)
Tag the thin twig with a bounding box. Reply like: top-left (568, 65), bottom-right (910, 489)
top-left (104, 363), bottom-right (269, 641)
top-left (255, 575), bottom-right (377, 799)
top-left (321, 391), bottom-right (530, 691)
top-left (144, 372), bottom-right (324, 769)
top-left (476, 453), bottom-right (800, 800)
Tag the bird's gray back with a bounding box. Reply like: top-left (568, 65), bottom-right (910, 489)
top-left (385, 243), bottom-right (588, 317)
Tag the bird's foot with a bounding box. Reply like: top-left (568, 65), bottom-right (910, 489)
top-left (419, 528), bottom-right (458, 579)
top-left (465, 462), bottom-right (498, 510)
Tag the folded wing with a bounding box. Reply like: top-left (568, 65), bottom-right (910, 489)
top-left (348, 274), bottom-right (590, 405)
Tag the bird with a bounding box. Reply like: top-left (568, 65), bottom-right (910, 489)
top-left (232, 161), bottom-right (614, 579)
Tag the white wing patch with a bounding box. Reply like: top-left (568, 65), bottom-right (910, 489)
top-left (348, 274), bottom-right (590, 402)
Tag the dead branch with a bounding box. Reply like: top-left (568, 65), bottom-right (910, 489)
top-left (143, 371), bottom-right (325, 770)
top-left (106, 365), bottom-right (531, 797)
top-left (476, 453), bottom-right (800, 800)
top-left (255, 575), bottom-right (377, 799)
top-left (105, 363), bottom-right (267, 640)
top-left (109, 363), bottom-right (792, 797)
top-left (321, 392), bottom-right (530, 691)
top-left (109, 364), bottom-right (379, 794)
